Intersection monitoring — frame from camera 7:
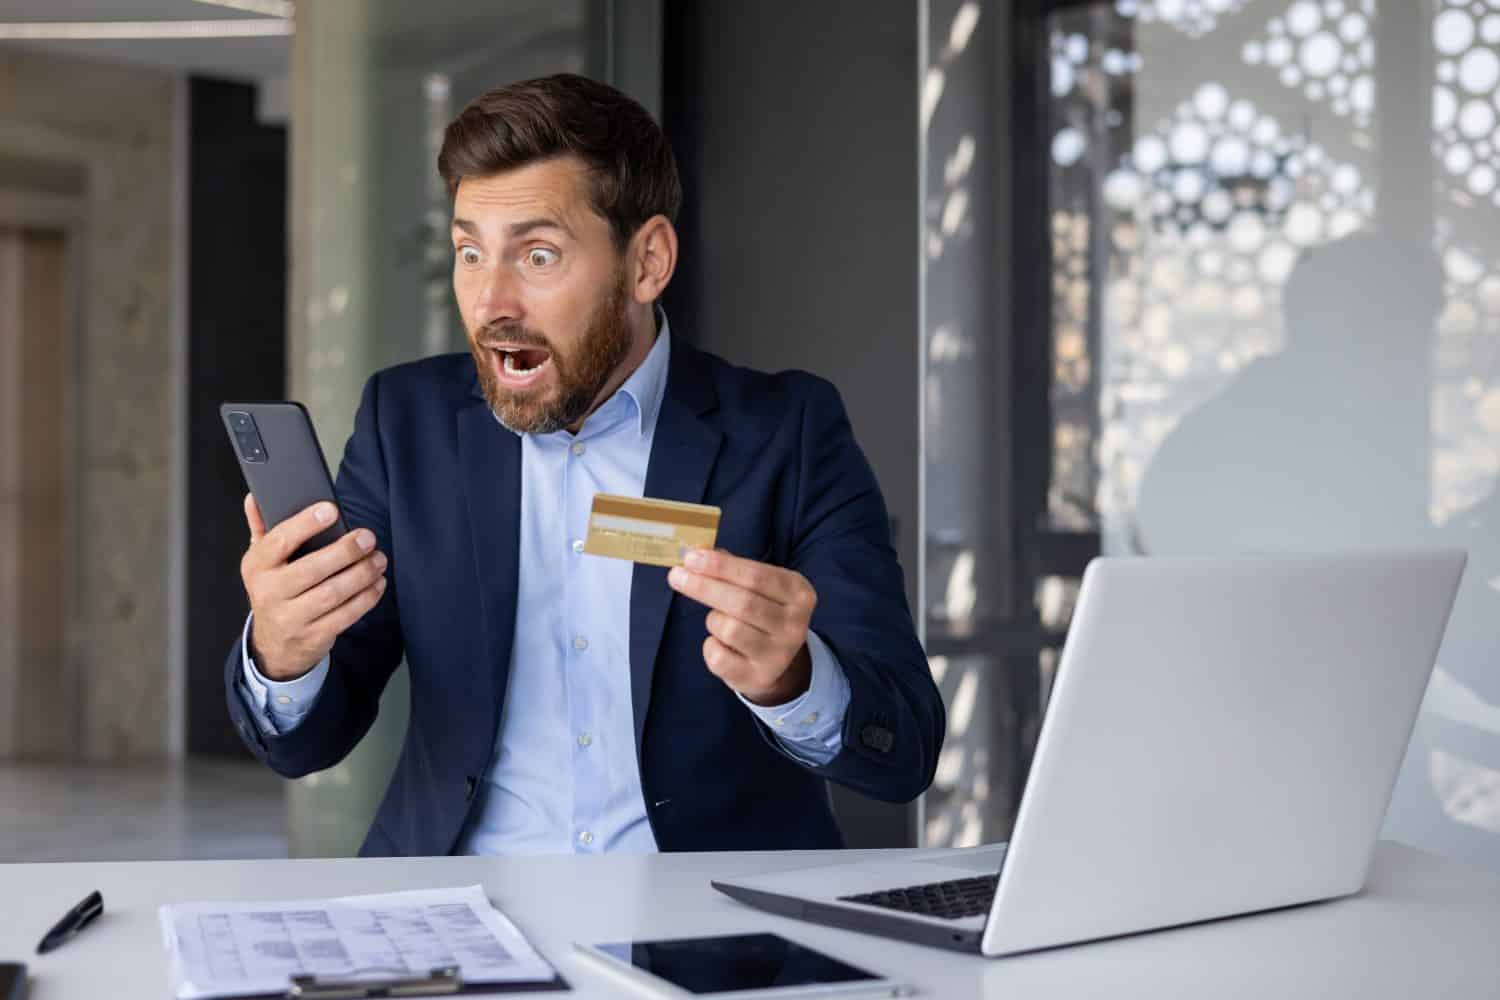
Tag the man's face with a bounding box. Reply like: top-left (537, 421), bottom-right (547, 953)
top-left (452, 156), bottom-right (633, 434)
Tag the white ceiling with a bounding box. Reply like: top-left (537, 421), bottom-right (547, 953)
top-left (0, 0), bottom-right (289, 84)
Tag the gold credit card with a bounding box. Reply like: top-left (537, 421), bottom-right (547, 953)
top-left (582, 493), bottom-right (721, 567)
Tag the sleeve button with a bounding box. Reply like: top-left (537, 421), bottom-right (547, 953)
top-left (860, 724), bottom-right (895, 753)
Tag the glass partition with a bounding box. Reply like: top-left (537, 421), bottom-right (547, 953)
top-left (1037, 0), bottom-right (1500, 868)
top-left (922, 0), bottom-right (1500, 869)
top-left (285, 0), bottom-right (595, 856)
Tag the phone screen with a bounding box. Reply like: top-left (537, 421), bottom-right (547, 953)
top-left (591, 933), bottom-right (882, 995)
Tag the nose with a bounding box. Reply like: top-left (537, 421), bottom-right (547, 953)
top-left (469, 264), bottom-right (524, 331)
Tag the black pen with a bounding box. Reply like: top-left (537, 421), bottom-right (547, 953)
top-left (36, 890), bottom-right (103, 954)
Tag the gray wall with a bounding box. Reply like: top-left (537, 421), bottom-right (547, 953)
top-left (664, 0), bottom-right (922, 847)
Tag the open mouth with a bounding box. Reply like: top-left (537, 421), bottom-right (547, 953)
top-left (488, 345), bottom-right (554, 387)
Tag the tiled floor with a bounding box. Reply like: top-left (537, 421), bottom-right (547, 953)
top-left (0, 758), bottom-right (287, 863)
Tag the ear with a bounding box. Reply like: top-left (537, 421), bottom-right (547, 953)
top-left (628, 215), bottom-right (678, 304)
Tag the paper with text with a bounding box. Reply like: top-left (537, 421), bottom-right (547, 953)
top-left (158, 884), bottom-right (556, 999)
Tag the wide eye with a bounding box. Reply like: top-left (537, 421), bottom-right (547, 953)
top-left (526, 247), bottom-right (559, 268)
top-left (458, 246), bottom-right (482, 266)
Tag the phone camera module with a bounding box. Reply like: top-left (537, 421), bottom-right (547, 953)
top-left (235, 430), bottom-right (267, 463)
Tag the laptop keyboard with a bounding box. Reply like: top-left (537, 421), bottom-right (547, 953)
top-left (839, 873), bottom-right (998, 921)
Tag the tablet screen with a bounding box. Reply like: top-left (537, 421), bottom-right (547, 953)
top-left (593, 932), bottom-right (883, 995)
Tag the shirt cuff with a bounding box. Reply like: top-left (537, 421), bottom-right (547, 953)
top-left (737, 629), bottom-right (850, 766)
top-left (238, 613), bottom-right (330, 737)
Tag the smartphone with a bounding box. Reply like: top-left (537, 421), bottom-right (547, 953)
top-left (573, 933), bottom-right (911, 999)
top-left (221, 402), bottom-right (348, 561)
top-left (0, 963), bottom-right (27, 1000)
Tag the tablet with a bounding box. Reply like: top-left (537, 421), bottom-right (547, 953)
top-left (574, 932), bottom-right (911, 999)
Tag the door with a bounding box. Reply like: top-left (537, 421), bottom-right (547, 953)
top-left (0, 226), bottom-right (76, 760)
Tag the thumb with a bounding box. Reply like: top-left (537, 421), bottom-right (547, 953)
top-left (244, 492), bottom-right (267, 542)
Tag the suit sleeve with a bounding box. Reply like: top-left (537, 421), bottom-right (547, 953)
top-left (771, 376), bottom-right (945, 803)
top-left (223, 373), bottom-right (407, 778)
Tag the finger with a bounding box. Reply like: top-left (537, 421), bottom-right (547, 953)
top-left (245, 501), bottom-right (341, 573)
top-left (287, 550), bottom-right (388, 623)
top-left (683, 548), bottom-right (802, 605)
top-left (277, 527), bottom-right (379, 599)
top-left (245, 493), bottom-right (266, 542)
top-left (702, 635), bottom-right (755, 687)
top-left (669, 567), bottom-right (782, 630)
top-left (307, 576), bottom-right (387, 640)
top-left (705, 609), bottom-right (774, 659)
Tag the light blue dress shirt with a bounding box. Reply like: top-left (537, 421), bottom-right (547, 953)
top-left (238, 316), bottom-right (851, 854)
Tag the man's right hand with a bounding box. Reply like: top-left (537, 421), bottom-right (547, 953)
top-left (240, 494), bottom-right (388, 682)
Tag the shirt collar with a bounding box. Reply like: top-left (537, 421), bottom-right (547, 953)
top-left (615, 306), bottom-right (672, 438)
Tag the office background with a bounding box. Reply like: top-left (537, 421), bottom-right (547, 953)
top-left (0, 0), bottom-right (1496, 873)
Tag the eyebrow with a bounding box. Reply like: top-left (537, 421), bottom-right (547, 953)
top-left (449, 216), bottom-right (573, 240)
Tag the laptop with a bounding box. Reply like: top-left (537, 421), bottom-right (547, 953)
top-left (713, 550), bottom-right (1466, 957)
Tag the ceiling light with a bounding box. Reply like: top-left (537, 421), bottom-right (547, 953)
top-left (0, 19), bottom-right (291, 40)
top-left (192, 0), bottom-right (295, 17)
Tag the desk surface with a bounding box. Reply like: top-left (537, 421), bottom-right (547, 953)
top-left (3, 841), bottom-right (1498, 999)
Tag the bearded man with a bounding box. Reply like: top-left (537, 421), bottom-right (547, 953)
top-left (225, 74), bottom-right (943, 856)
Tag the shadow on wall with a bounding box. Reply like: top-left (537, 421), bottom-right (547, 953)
top-left (1135, 231), bottom-right (1500, 867)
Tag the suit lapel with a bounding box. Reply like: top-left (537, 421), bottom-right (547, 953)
top-left (629, 340), bottom-right (723, 756)
top-left (456, 398), bottom-right (523, 724)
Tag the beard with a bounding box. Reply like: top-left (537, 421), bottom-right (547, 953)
top-left (469, 269), bottom-right (633, 435)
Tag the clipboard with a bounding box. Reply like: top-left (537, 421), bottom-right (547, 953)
top-left (196, 965), bottom-right (570, 1000)
top-left (283, 965), bottom-right (570, 999)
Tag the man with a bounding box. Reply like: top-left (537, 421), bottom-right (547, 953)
top-left (226, 73), bottom-right (943, 857)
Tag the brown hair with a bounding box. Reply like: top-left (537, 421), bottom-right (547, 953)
top-left (438, 73), bottom-right (682, 250)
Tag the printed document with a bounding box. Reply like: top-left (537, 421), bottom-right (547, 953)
top-left (158, 884), bottom-right (556, 999)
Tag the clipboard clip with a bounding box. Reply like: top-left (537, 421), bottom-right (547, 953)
top-left (286, 965), bottom-right (463, 999)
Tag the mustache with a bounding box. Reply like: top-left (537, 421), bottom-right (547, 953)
top-left (476, 323), bottom-right (552, 351)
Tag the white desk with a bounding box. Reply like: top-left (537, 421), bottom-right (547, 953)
top-left (3, 841), bottom-right (1498, 998)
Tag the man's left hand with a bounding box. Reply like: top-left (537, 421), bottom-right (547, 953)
top-left (667, 548), bottom-right (817, 707)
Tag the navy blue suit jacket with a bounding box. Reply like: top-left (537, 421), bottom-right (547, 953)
top-left (225, 336), bottom-right (944, 856)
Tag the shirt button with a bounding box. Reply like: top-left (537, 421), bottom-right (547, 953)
top-left (573, 635), bottom-right (589, 651)
top-left (275, 696), bottom-right (292, 705)
top-left (577, 732), bottom-right (593, 748)
top-left (578, 830), bottom-right (594, 847)
top-left (802, 712), bottom-right (820, 725)
top-left (571, 442), bottom-right (586, 457)
top-left (571, 539), bottom-right (585, 554)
